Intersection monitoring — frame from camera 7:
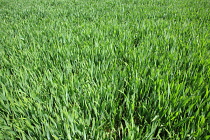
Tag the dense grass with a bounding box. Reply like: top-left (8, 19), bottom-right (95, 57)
top-left (0, 0), bottom-right (209, 139)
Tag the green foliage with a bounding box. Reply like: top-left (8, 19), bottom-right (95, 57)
top-left (0, 0), bottom-right (209, 139)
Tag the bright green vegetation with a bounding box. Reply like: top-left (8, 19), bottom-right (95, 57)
top-left (0, 0), bottom-right (209, 139)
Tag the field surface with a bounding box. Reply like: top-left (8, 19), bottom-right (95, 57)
top-left (0, 0), bottom-right (209, 139)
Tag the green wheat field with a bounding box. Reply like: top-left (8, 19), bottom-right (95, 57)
top-left (0, 0), bottom-right (209, 139)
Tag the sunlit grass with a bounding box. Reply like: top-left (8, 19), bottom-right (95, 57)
top-left (0, 0), bottom-right (209, 139)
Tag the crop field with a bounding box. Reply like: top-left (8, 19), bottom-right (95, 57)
top-left (0, 0), bottom-right (209, 139)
